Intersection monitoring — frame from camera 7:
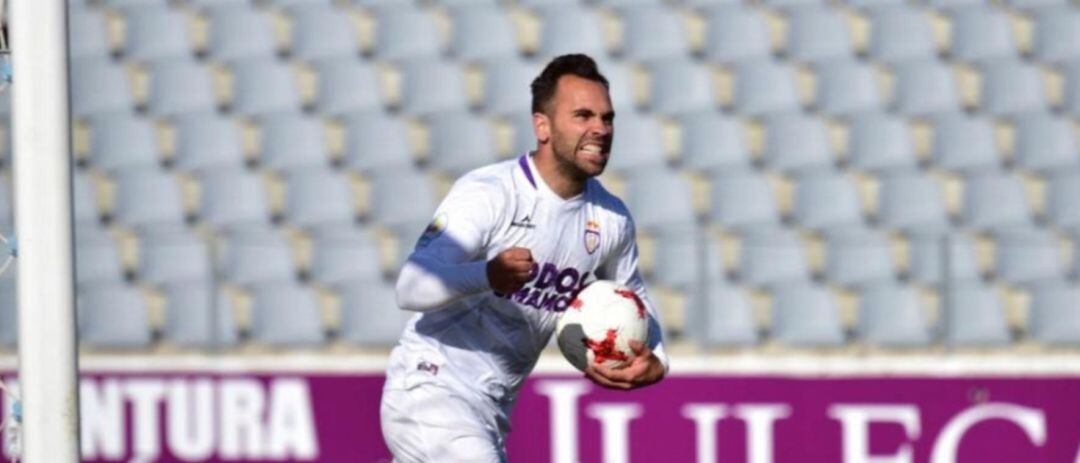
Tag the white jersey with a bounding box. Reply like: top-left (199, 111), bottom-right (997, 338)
top-left (386, 153), bottom-right (668, 432)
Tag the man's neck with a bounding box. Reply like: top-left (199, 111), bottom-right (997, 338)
top-left (531, 149), bottom-right (586, 199)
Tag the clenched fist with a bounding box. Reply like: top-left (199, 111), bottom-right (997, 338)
top-left (488, 247), bottom-right (534, 294)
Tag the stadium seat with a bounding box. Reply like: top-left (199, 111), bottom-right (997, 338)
top-left (733, 58), bottom-right (802, 116)
top-left (163, 280), bottom-right (238, 348)
top-left (847, 112), bottom-right (917, 173)
top-left (685, 277), bottom-right (758, 347)
top-left (482, 57), bottom-right (543, 117)
top-left (1014, 112), bottom-right (1079, 173)
top-left (70, 57), bottom-right (134, 119)
top-left (1033, 6), bottom-right (1080, 65)
top-left (595, 59), bottom-right (637, 113)
top-left (73, 172), bottom-right (101, 226)
top-left (1067, 60), bottom-right (1080, 117)
top-left (893, 59), bottom-right (961, 117)
top-left (620, 5), bottom-right (690, 63)
top-left (113, 166), bottom-right (187, 229)
top-left (908, 231), bottom-right (981, 284)
top-left (679, 111), bottom-right (750, 173)
top-left (400, 58), bottom-right (470, 117)
top-left (284, 167), bottom-right (356, 228)
top-left (815, 59), bottom-right (884, 118)
top-left (124, 5), bottom-right (193, 63)
top-left (339, 279), bottom-right (414, 346)
top-left (787, 5), bottom-right (853, 64)
top-left (310, 224), bottom-right (382, 286)
top-left (68, 7), bottom-right (111, 60)
top-left (772, 282), bottom-right (845, 346)
top-left (1047, 170), bottom-right (1080, 232)
top-left (794, 171), bottom-right (864, 232)
top-left (230, 58), bottom-right (302, 118)
top-left (647, 57), bottom-right (716, 116)
top-left (427, 111), bottom-right (499, 176)
top-left (980, 59), bottom-right (1048, 118)
top-left (510, 113), bottom-right (537, 158)
top-left (290, 5), bottom-right (359, 62)
top-left (878, 171), bottom-right (949, 233)
top-left (220, 225), bottom-right (298, 285)
top-left (652, 224), bottom-right (724, 290)
top-left (857, 283), bottom-right (932, 347)
top-left (207, 5), bottom-right (278, 63)
top-left (78, 283), bottom-right (152, 348)
top-left (174, 113), bottom-right (246, 172)
top-left (739, 227), bottom-right (810, 287)
top-left (624, 168), bottom-right (696, 232)
top-left (343, 112), bottom-right (415, 174)
top-left (825, 227), bottom-right (896, 287)
top-left (368, 167), bottom-right (437, 229)
top-left (949, 5), bottom-right (1018, 64)
top-left (1029, 284), bottom-right (1080, 345)
top-left (703, 5), bottom-right (773, 65)
top-left (962, 171), bottom-right (1033, 231)
top-left (994, 227), bottom-right (1064, 286)
top-left (198, 167), bottom-right (273, 230)
top-left (250, 282), bottom-right (326, 346)
top-left (944, 281), bottom-right (1011, 346)
top-left (0, 273), bottom-right (14, 346)
top-left (148, 58), bottom-right (219, 117)
top-left (89, 113), bottom-right (161, 172)
top-left (606, 113), bottom-right (667, 173)
top-left (104, 0), bottom-right (168, 9)
top-left (763, 113), bottom-right (834, 173)
top-left (930, 113), bottom-right (1001, 173)
top-left (259, 112), bottom-right (331, 172)
top-left (709, 169), bottom-right (781, 230)
top-left (536, 6), bottom-right (607, 60)
top-left (925, 0), bottom-right (982, 11)
top-left (764, 0), bottom-right (824, 10)
top-left (0, 178), bottom-right (11, 232)
top-left (75, 227), bottom-right (126, 287)
top-left (868, 5), bottom-right (938, 64)
top-left (137, 227), bottom-right (212, 285)
top-left (373, 7), bottom-right (444, 62)
top-left (314, 58), bottom-right (385, 117)
top-left (452, 5), bottom-right (519, 61)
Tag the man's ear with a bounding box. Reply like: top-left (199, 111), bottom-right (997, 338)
top-left (533, 112), bottom-right (550, 145)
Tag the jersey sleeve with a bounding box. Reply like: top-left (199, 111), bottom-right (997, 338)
top-left (394, 177), bottom-right (503, 312)
top-left (599, 217), bottom-right (671, 373)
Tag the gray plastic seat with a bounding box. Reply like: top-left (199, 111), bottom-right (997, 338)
top-left (124, 5), bottom-right (193, 63)
top-left (148, 58), bottom-right (218, 117)
top-left (73, 172), bottom-right (100, 226)
top-left (908, 231), bottom-right (981, 284)
top-left (787, 5), bottom-right (852, 63)
top-left (285, 167), bottom-right (356, 228)
top-left (794, 171), bottom-right (864, 231)
top-left (994, 227), bottom-right (1064, 285)
top-left (163, 280), bottom-right (238, 348)
top-left (208, 5), bottom-right (277, 62)
top-left (648, 58), bottom-right (716, 116)
top-left (595, 59), bottom-right (636, 113)
top-left (174, 114), bottom-right (246, 172)
top-left (980, 59), bottom-right (1047, 118)
top-left (1013, 113), bottom-right (1079, 173)
top-left (962, 171), bottom-right (1033, 231)
top-left (763, 113), bottom-right (833, 173)
top-left (815, 58), bottom-right (883, 117)
top-left (291, 5), bottom-right (358, 62)
top-left (739, 227), bottom-right (810, 287)
top-left (653, 224), bottom-right (724, 290)
top-left (0, 273), bottom-right (15, 346)
top-left (0, 178), bottom-right (12, 232)
top-left (537, 6), bottom-right (607, 59)
top-left (453, 5), bottom-right (519, 61)
top-left (1029, 284), bottom-right (1080, 345)
top-left (624, 168), bottom-right (696, 232)
top-left (848, 112), bottom-right (916, 172)
top-left (1005, 0), bottom-right (1067, 10)
top-left (310, 225), bottom-right (382, 285)
top-left (314, 58), bottom-right (384, 116)
top-left (510, 113), bottom-right (537, 157)
top-left (374, 7), bottom-right (443, 62)
top-left (69, 7), bottom-right (111, 59)
top-left (250, 282), bottom-right (326, 346)
top-left (339, 279), bottom-right (413, 346)
top-left (71, 57), bottom-right (134, 119)
top-left (259, 112), bottom-right (331, 172)
top-left (772, 283), bottom-right (845, 346)
top-left (1033, 6), bottom-right (1080, 65)
top-left (231, 58), bottom-right (302, 117)
top-left (400, 58), bottom-right (469, 116)
top-left (931, 113), bottom-right (1001, 173)
top-left (764, 0), bottom-right (823, 10)
top-left (1067, 61), bottom-right (1080, 117)
top-left (75, 227), bottom-right (126, 287)
top-left (137, 227), bottom-right (212, 285)
top-left (709, 169), bottom-right (780, 230)
top-left (607, 113), bottom-right (666, 173)
top-left (113, 166), bottom-right (187, 229)
top-left (858, 283), bottom-right (931, 347)
top-left (198, 167), bottom-right (272, 230)
top-left (734, 58), bottom-right (802, 116)
top-left (868, 5), bottom-right (938, 64)
top-left (483, 57), bottom-right (543, 117)
top-left (704, 5), bottom-right (772, 65)
top-left (428, 112), bottom-right (498, 176)
top-left (89, 113), bottom-right (160, 172)
top-left (369, 168), bottom-right (437, 229)
top-left (685, 278), bottom-right (758, 346)
top-left (878, 171), bottom-right (948, 232)
top-left (343, 112), bottom-right (414, 174)
top-left (825, 227), bottom-right (895, 287)
top-left (1047, 170), bottom-right (1080, 232)
top-left (893, 59), bottom-right (961, 117)
top-left (950, 5), bottom-right (1017, 64)
top-left (944, 281), bottom-right (1011, 346)
top-left (220, 225), bottom-right (297, 285)
top-left (78, 283), bottom-right (152, 348)
top-left (679, 111), bottom-right (749, 172)
top-left (621, 5), bottom-right (690, 63)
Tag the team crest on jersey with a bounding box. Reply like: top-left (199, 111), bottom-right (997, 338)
top-left (416, 212), bottom-right (447, 248)
top-left (584, 220), bottom-right (600, 254)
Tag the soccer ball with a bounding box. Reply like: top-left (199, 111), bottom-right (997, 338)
top-left (556, 280), bottom-right (649, 372)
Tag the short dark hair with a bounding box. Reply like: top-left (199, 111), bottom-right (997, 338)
top-left (530, 54), bottom-right (609, 115)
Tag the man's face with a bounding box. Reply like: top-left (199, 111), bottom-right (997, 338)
top-left (539, 75), bottom-right (615, 179)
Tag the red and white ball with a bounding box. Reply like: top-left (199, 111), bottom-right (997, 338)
top-left (556, 280), bottom-right (650, 371)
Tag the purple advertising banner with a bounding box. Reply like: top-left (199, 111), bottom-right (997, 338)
top-left (2, 371), bottom-right (1080, 462)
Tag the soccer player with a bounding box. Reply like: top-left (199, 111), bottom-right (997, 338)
top-left (380, 54), bottom-right (669, 462)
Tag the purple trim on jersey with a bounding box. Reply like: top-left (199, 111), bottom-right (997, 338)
top-left (518, 155), bottom-right (537, 189)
